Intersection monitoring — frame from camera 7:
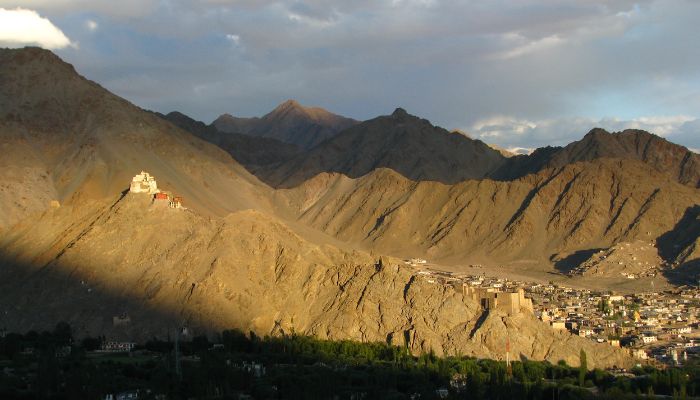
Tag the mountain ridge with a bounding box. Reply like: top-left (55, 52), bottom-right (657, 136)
top-left (213, 99), bottom-right (357, 149)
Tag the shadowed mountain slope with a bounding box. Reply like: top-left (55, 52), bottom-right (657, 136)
top-left (160, 111), bottom-right (302, 168)
top-left (258, 108), bottom-right (506, 188)
top-left (253, 107), bottom-right (699, 189)
top-left (213, 99), bottom-right (357, 149)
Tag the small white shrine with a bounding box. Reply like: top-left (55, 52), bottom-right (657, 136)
top-left (129, 171), bottom-right (159, 194)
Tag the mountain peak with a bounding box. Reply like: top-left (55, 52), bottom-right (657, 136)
top-left (392, 107), bottom-right (409, 118)
top-left (270, 99), bottom-right (305, 115)
top-left (1, 46), bottom-right (77, 77)
top-left (584, 127), bottom-right (611, 137)
top-left (214, 100), bottom-right (357, 149)
top-left (280, 99), bottom-right (301, 108)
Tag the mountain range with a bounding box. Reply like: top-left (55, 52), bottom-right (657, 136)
top-left (1, 47), bottom-right (699, 368)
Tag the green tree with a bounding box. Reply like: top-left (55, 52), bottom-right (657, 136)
top-left (579, 350), bottom-right (588, 387)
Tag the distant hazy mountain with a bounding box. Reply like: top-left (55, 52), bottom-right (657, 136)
top-left (213, 99), bottom-right (357, 149)
top-left (254, 107), bottom-right (699, 189)
top-left (160, 111), bottom-right (302, 168)
top-left (258, 108), bottom-right (506, 187)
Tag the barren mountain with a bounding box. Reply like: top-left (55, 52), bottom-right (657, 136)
top-left (494, 128), bottom-right (700, 187)
top-left (5, 47), bottom-right (700, 369)
top-left (160, 111), bottom-right (302, 168)
top-left (254, 108), bottom-right (699, 191)
top-left (213, 99), bottom-right (357, 149)
top-left (0, 47), bottom-right (272, 230)
top-left (0, 191), bottom-right (630, 368)
top-left (279, 159), bottom-right (700, 270)
top-left (259, 108), bottom-right (506, 187)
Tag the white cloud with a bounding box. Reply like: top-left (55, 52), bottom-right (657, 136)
top-left (0, 8), bottom-right (72, 49)
top-left (85, 19), bottom-right (98, 31)
top-left (467, 115), bottom-right (700, 150)
top-left (0, 1), bottom-right (159, 19)
top-left (496, 34), bottom-right (565, 60)
top-left (225, 33), bottom-right (240, 45)
top-left (287, 12), bottom-right (336, 28)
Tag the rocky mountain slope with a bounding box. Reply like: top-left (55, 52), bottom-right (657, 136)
top-left (213, 99), bottom-right (357, 149)
top-left (253, 108), bottom-right (699, 191)
top-left (494, 128), bottom-right (700, 187)
top-left (258, 108), bottom-right (506, 188)
top-left (0, 47), bottom-right (272, 230)
top-left (278, 159), bottom-right (700, 270)
top-left (160, 111), bottom-right (302, 169)
top-left (0, 191), bottom-right (630, 368)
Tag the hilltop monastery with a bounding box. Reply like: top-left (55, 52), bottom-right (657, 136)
top-left (129, 171), bottom-right (184, 209)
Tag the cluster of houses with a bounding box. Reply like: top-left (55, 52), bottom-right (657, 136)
top-left (530, 284), bottom-right (700, 366)
top-left (410, 262), bottom-right (700, 367)
top-left (129, 171), bottom-right (184, 209)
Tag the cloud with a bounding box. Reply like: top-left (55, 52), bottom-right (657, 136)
top-left (496, 33), bottom-right (565, 60)
top-left (0, 1), bottom-right (159, 19)
top-left (8, 0), bottom-right (697, 150)
top-left (0, 8), bottom-right (73, 49)
top-left (225, 33), bottom-right (240, 45)
top-left (467, 115), bottom-right (700, 150)
top-left (85, 19), bottom-right (98, 31)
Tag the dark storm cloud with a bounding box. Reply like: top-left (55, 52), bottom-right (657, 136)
top-left (1, 0), bottom-right (698, 149)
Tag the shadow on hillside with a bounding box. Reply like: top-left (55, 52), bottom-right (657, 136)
top-left (551, 248), bottom-right (604, 275)
top-left (658, 205), bottom-right (700, 286)
top-left (0, 254), bottom-right (196, 341)
top-left (162, 110), bottom-right (564, 189)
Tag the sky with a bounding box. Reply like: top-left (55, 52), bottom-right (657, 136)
top-left (0, 0), bottom-right (698, 151)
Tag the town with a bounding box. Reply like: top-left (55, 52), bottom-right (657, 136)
top-left (407, 259), bottom-right (700, 368)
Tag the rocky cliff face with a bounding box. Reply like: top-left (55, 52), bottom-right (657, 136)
top-left (213, 99), bottom-right (357, 149)
top-left (0, 192), bottom-right (631, 368)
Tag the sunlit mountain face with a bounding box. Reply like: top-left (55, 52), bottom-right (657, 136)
top-left (1, 2), bottom-right (700, 395)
